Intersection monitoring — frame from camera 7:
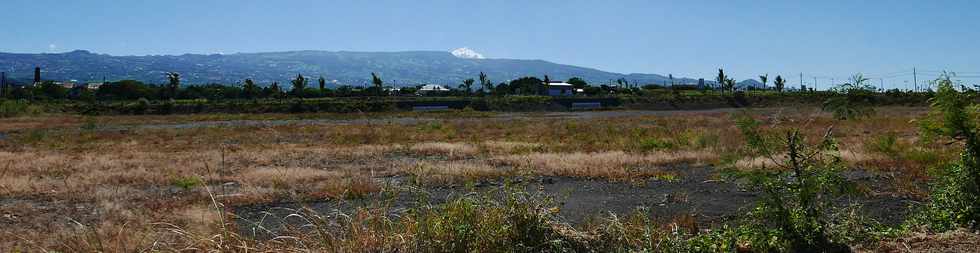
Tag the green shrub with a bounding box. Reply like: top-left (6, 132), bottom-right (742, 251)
top-left (80, 117), bottom-right (100, 131)
top-left (171, 176), bottom-right (203, 190)
top-left (0, 99), bottom-right (43, 118)
top-left (126, 97), bottom-right (151, 114)
top-left (903, 147), bottom-right (941, 165)
top-left (407, 185), bottom-right (585, 252)
top-left (822, 74), bottom-right (877, 120)
top-left (692, 131), bottom-right (721, 149)
top-left (638, 137), bottom-right (674, 151)
top-left (913, 75), bottom-right (980, 231)
top-left (731, 113), bottom-right (855, 252)
top-left (865, 132), bottom-right (901, 157)
top-left (157, 99), bottom-right (176, 114)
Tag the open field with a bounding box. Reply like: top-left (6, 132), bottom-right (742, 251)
top-left (0, 105), bottom-right (971, 252)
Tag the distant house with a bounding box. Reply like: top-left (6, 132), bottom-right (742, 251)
top-left (84, 82), bottom-right (104, 90)
top-left (417, 84), bottom-right (450, 95)
top-left (545, 81), bottom-right (574, 96)
top-left (61, 80), bottom-right (79, 89)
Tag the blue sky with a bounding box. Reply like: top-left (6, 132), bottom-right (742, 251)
top-left (2, 0), bottom-right (979, 89)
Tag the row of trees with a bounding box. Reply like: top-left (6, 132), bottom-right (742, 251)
top-left (3, 69), bottom-right (886, 101)
top-left (0, 72), bottom-right (600, 101)
top-left (717, 68), bottom-right (788, 92)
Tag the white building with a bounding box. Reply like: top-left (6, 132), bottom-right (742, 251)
top-left (546, 82), bottom-right (574, 96)
top-left (417, 84), bottom-right (450, 95)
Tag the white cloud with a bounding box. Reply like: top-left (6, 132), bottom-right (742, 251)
top-left (48, 44), bottom-right (57, 51)
top-left (451, 47), bottom-right (485, 59)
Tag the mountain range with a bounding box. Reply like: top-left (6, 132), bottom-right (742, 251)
top-left (0, 49), bottom-right (761, 88)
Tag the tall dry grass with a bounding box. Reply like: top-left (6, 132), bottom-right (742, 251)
top-left (494, 150), bottom-right (716, 181)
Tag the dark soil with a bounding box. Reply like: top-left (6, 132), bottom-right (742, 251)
top-left (232, 165), bottom-right (914, 239)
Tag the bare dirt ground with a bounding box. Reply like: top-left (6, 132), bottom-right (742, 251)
top-left (232, 165), bottom-right (914, 239)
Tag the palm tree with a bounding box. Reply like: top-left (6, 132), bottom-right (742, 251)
top-left (243, 78), bottom-right (258, 99)
top-left (724, 78), bottom-right (736, 93)
top-left (460, 78), bottom-right (475, 94)
top-left (716, 69), bottom-right (728, 92)
top-left (371, 72), bottom-right (384, 96)
top-left (318, 76), bottom-right (326, 92)
top-left (759, 74), bottom-right (769, 90)
top-left (479, 72), bottom-right (492, 92)
top-left (291, 74), bottom-right (307, 97)
top-left (270, 82), bottom-right (283, 100)
top-left (774, 75), bottom-right (786, 92)
top-left (166, 72), bottom-right (180, 98)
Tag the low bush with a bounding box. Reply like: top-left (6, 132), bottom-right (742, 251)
top-left (638, 137), bottom-right (675, 151)
top-left (171, 176), bottom-right (203, 190)
top-left (913, 75), bottom-right (980, 231)
top-left (0, 99), bottom-right (44, 118)
top-left (865, 131), bottom-right (901, 157)
top-left (730, 113), bottom-right (857, 252)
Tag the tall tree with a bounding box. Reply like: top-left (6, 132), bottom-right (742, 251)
top-left (759, 74), bottom-right (769, 89)
top-left (774, 75), bottom-right (786, 92)
top-left (371, 72), bottom-right (384, 96)
top-left (33, 67), bottom-right (41, 85)
top-left (318, 76), bottom-right (326, 92)
top-left (724, 78), bottom-right (736, 92)
top-left (566, 77), bottom-right (588, 90)
top-left (166, 72), bottom-right (180, 99)
top-left (716, 69), bottom-right (728, 92)
top-left (669, 74), bottom-right (675, 86)
top-left (1, 72), bottom-right (6, 97)
top-left (614, 78), bottom-right (629, 89)
top-left (243, 78), bottom-right (258, 99)
top-left (478, 72), bottom-right (492, 92)
top-left (270, 82), bottom-right (283, 99)
top-left (460, 78), bottom-right (475, 94)
top-left (291, 74), bottom-right (307, 97)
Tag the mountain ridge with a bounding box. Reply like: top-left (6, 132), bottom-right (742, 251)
top-left (0, 49), bottom-right (745, 88)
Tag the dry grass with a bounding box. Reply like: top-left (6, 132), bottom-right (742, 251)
top-left (402, 160), bottom-right (514, 186)
top-left (410, 142), bottom-right (479, 158)
top-left (869, 229), bottom-right (980, 252)
top-left (494, 150), bottom-right (716, 181)
top-left (0, 106), bottom-right (957, 250)
top-left (732, 150), bottom-right (884, 171)
top-left (481, 141), bottom-right (543, 154)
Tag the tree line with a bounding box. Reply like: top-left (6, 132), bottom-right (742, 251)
top-left (1, 68), bottom-right (934, 102)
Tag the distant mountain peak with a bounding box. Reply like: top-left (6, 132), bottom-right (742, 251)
top-left (451, 47), bottom-right (484, 59)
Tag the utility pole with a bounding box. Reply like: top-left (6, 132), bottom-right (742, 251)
top-left (1, 72), bottom-right (6, 97)
top-left (879, 78), bottom-right (884, 92)
top-left (814, 77), bottom-right (818, 91)
top-left (913, 67), bottom-right (918, 92)
top-left (800, 73), bottom-right (804, 91)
